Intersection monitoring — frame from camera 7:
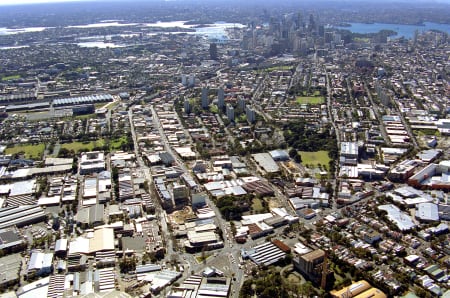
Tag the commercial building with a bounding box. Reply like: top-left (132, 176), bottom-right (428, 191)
top-left (388, 160), bottom-right (419, 182)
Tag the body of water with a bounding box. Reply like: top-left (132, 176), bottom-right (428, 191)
top-left (0, 20), bottom-right (245, 48)
top-left (0, 45), bottom-right (29, 50)
top-left (0, 26), bottom-right (50, 35)
top-left (76, 41), bottom-right (125, 48)
top-left (336, 22), bottom-right (450, 39)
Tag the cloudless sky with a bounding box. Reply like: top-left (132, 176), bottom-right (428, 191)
top-left (0, 0), bottom-right (87, 5)
top-left (0, 0), bottom-right (449, 5)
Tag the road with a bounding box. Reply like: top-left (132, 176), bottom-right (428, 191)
top-left (149, 105), bottom-right (188, 173)
top-left (128, 107), bottom-right (174, 257)
top-left (363, 80), bottom-right (392, 146)
top-left (325, 70), bottom-right (341, 146)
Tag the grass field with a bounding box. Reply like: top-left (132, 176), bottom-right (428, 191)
top-left (265, 65), bottom-right (293, 72)
top-left (5, 143), bottom-right (45, 159)
top-left (299, 150), bottom-right (330, 167)
top-left (110, 137), bottom-right (127, 150)
top-left (1, 75), bottom-right (21, 81)
top-left (74, 113), bottom-right (96, 120)
top-left (61, 139), bottom-right (105, 152)
top-left (296, 96), bottom-right (325, 105)
top-left (252, 198), bottom-right (265, 213)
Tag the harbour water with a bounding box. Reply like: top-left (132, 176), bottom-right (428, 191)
top-left (0, 21), bottom-right (245, 48)
top-left (336, 22), bottom-right (450, 39)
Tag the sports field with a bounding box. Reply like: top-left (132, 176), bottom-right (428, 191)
top-left (299, 150), bottom-right (330, 167)
top-left (61, 139), bottom-right (105, 152)
top-left (296, 96), bottom-right (325, 105)
top-left (5, 143), bottom-right (45, 159)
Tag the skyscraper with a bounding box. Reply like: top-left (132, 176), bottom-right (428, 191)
top-left (184, 99), bottom-right (191, 114)
top-left (246, 106), bottom-right (256, 123)
top-left (226, 104), bottom-right (235, 121)
top-left (201, 86), bottom-right (209, 109)
top-left (217, 87), bottom-right (225, 110)
top-left (209, 43), bottom-right (218, 60)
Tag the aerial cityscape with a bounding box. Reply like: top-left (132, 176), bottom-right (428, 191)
top-left (0, 0), bottom-right (449, 297)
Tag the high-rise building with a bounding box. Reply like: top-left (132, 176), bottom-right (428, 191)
top-left (293, 249), bottom-right (334, 289)
top-left (238, 97), bottom-right (246, 111)
top-left (201, 87), bottom-right (209, 109)
top-left (217, 87), bottom-right (225, 110)
top-left (188, 74), bottom-right (196, 87)
top-left (246, 106), bottom-right (256, 123)
top-left (181, 74), bottom-right (187, 86)
top-left (209, 43), bottom-right (218, 60)
top-left (184, 99), bottom-right (191, 114)
top-left (181, 74), bottom-right (195, 87)
top-left (226, 104), bottom-right (235, 121)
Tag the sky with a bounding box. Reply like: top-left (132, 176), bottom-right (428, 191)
top-left (0, 0), bottom-right (449, 5)
top-left (0, 0), bottom-right (87, 5)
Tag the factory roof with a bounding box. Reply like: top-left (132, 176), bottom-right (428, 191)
top-left (416, 203), bottom-right (439, 222)
top-left (378, 204), bottom-right (416, 231)
top-left (89, 227), bottom-right (115, 253)
top-left (252, 153), bottom-right (279, 173)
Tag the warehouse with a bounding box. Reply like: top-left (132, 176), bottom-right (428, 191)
top-left (415, 203), bottom-right (439, 222)
top-left (252, 153), bottom-right (280, 173)
top-left (0, 205), bottom-right (46, 229)
top-left (53, 94), bottom-right (113, 107)
top-left (28, 252), bottom-right (54, 276)
top-left (242, 241), bottom-right (287, 266)
top-left (0, 227), bottom-right (26, 253)
top-left (0, 254), bottom-right (21, 289)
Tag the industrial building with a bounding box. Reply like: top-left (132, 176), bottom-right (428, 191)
top-left (378, 204), bottom-right (416, 231)
top-left (340, 142), bottom-right (358, 165)
top-left (241, 241), bottom-right (287, 266)
top-left (0, 227), bottom-right (26, 253)
top-left (53, 94), bottom-right (113, 107)
top-left (79, 151), bottom-right (106, 175)
top-left (252, 153), bottom-right (280, 173)
top-left (415, 203), bottom-right (440, 222)
top-left (0, 205), bottom-right (46, 229)
top-left (0, 254), bottom-right (21, 289)
top-left (27, 252), bottom-right (54, 276)
top-left (330, 280), bottom-right (386, 298)
top-left (408, 161), bottom-right (450, 190)
top-left (269, 149), bottom-right (290, 162)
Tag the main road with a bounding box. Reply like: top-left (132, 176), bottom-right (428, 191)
top-left (128, 106), bottom-right (174, 256)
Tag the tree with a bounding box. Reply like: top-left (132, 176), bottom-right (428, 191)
top-left (288, 148), bottom-right (297, 158)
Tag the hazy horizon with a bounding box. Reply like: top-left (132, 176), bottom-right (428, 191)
top-left (1, 0), bottom-right (449, 6)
